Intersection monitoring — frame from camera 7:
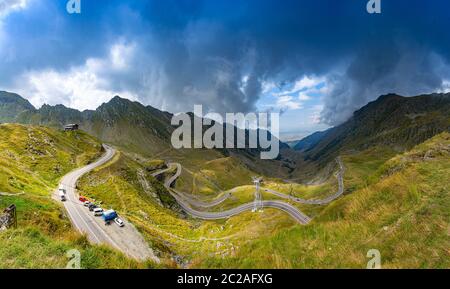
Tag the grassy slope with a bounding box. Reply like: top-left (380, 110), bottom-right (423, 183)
top-left (152, 148), bottom-right (252, 197)
top-left (181, 157), bottom-right (255, 198)
top-left (0, 124), bottom-right (146, 268)
top-left (199, 133), bottom-right (450, 268)
top-left (77, 151), bottom-right (303, 266)
top-left (77, 145), bottom-right (348, 267)
top-left (78, 131), bottom-right (449, 268)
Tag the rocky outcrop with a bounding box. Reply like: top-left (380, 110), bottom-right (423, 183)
top-left (0, 205), bottom-right (16, 231)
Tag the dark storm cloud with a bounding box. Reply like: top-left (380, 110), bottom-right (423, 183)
top-left (1, 0), bottom-right (450, 122)
top-left (321, 41), bottom-right (450, 124)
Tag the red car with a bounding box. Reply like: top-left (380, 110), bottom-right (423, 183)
top-left (79, 196), bottom-right (88, 202)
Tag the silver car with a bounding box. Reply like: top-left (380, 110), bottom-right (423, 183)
top-left (114, 218), bottom-right (124, 227)
top-left (93, 208), bottom-right (103, 216)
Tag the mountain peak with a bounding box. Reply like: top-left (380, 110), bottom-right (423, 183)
top-left (376, 93), bottom-right (403, 101)
top-left (109, 95), bottom-right (133, 104)
top-left (97, 95), bottom-right (138, 111)
top-left (111, 95), bottom-right (126, 101)
top-left (0, 91), bottom-right (35, 109)
top-left (0, 91), bottom-right (36, 122)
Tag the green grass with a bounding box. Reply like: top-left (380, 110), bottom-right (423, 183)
top-left (144, 159), bottom-right (166, 171)
top-left (76, 126), bottom-right (450, 269)
top-left (341, 146), bottom-right (398, 192)
top-left (0, 124), bottom-right (147, 268)
top-left (77, 142), bottom-right (357, 267)
top-left (198, 133), bottom-right (450, 268)
top-left (0, 124), bottom-right (102, 193)
top-left (0, 226), bottom-right (147, 269)
top-left (77, 151), bottom-right (303, 266)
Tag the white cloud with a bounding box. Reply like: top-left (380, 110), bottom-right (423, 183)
top-left (261, 80), bottom-right (277, 94)
top-left (438, 80), bottom-right (450, 93)
top-left (10, 42), bottom-right (138, 111)
top-left (275, 75), bottom-right (326, 97)
top-left (298, 92), bottom-right (311, 101)
top-left (275, 95), bottom-right (302, 110)
top-left (110, 42), bottom-right (136, 71)
top-left (0, 0), bottom-right (28, 18)
top-left (18, 68), bottom-right (137, 111)
top-left (261, 75), bottom-right (329, 113)
top-left (309, 104), bottom-right (324, 124)
top-left (239, 74), bottom-right (249, 94)
top-left (291, 75), bottom-right (324, 91)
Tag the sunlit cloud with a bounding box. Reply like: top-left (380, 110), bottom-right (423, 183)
top-left (275, 95), bottom-right (303, 110)
top-left (309, 104), bottom-right (324, 124)
top-left (274, 76), bottom-right (326, 97)
top-left (10, 42), bottom-right (138, 111)
top-left (0, 0), bottom-right (28, 18)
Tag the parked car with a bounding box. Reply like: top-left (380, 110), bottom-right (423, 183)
top-left (58, 188), bottom-right (66, 202)
top-left (93, 208), bottom-right (103, 216)
top-left (83, 201), bottom-right (91, 207)
top-left (79, 196), bottom-right (87, 202)
top-left (88, 203), bottom-right (98, 211)
top-left (114, 217), bottom-right (124, 227)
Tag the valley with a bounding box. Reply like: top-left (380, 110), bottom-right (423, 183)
top-left (0, 91), bottom-right (449, 268)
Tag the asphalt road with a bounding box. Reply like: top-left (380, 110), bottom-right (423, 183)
top-left (58, 145), bottom-right (158, 262)
top-left (156, 157), bottom-right (345, 210)
top-left (263, 157), bottom-right (346, 205)
top-left (152, 163), bottom-right (233, 208)
top-left (156, 163), bottom-right (311, 224)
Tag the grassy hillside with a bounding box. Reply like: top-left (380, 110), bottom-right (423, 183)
top-left (0, 124), bottom-right (148, 268)
top-left (177, 156), bottom-right (255, 198)
top-left (77, 142), bottom-right (353, 267)
top-left (199, 133), bottom-right (450, 268)
top-left (300, 93), bottom-right (450, 167)
top-left (75, 130), bottom-right (450, 268)
top-left (77, 150), bottom-right (311, 267)
top-left (2, 92), bottom-right (448, 268)
top-left (3, 92), bottom-right (296, 180)
top-left (0, 91), bottom-right (35, 123)
top-left (15, 96), bottom-right (174, 156)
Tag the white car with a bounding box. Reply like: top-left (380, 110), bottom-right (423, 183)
top-left (114, 218), bottom-right (124, 227)
top-left (58, 189), bottom-right (66, 202)
top-left (84, 201), bottom-right (91, 207)
top-left (93, 208), bottom-right (103, 216)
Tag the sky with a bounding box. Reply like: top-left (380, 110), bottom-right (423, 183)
top-left (1, 0), bottom-right (450, 140)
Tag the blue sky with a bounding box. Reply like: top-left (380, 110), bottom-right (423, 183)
top-left (1, 0), bottom-right (450, 140)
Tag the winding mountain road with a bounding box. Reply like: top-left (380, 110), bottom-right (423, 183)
top-left (154, 163), bottom-right (311, 224)
top-left (263, 157), bottom-right (346, 205)
top-left (151, 164), bottom-right (233, 208)
top-left (58, 145), bottom-right (158, 262)
top-left (152, 156), bottom-right (345, 223)
top-left (52, 144), bottom-right (343, 259)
